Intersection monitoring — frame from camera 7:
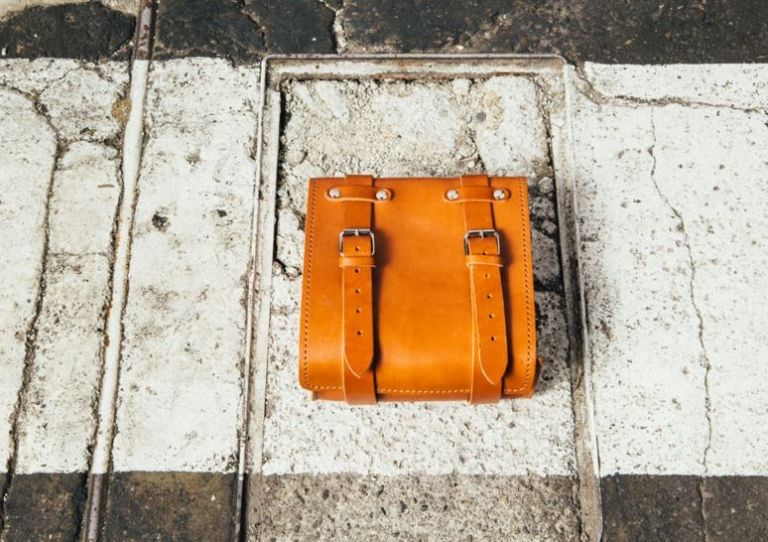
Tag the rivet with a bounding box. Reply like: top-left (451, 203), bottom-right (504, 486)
top-left (375, 190), bottom-right (389, 201)
top-left (328, 188), bottom-right (341, 199)
top-left (446, 189), bottom-right (459, 201)
top-left (493, 189), bottom-right (506, 200)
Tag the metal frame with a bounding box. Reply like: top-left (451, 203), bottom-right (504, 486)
top-left (240, 54), bottom-right (601, 541)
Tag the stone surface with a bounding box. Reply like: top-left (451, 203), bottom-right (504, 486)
top-left (262, 77), bottom-right (575, 480)
top-left (572, 64), bottom-right (768, 477)
top-left (152, 0), bottom-right (336, 60)
top-left (104, 472), bottom-right (238, 540)
top-left (0, 3), bottom-right (135, 59)
top-left (601, 475), bottom-right (704, 541)
top-left (1, 0), bottom-right (768, 64)
top-left (148, 0), bottom-right (768, 63)
top-left (703, 476), bottom-right (768, 541)
top-left (341, 0), bottom-right (768, 63)
top-left (250, 474), bottom-right (580, 541)
top-left (0, 0), bottom-right (137, 18)
top-left (602, 475), bottom-right (768, 541)
top-left (1, 473), bottom-right (87, 540)
top-left (0, 59), bottom-right (127, 538)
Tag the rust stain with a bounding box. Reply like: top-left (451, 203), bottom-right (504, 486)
top-left (133, 0), bottom-right (158, 60)
top-left (111, 96), bottom-right (131, 126)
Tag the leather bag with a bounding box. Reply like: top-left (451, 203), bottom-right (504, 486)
top-left (299, 174), bottom-right (538, 404)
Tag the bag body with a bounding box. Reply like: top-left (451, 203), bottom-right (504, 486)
top-left (299, 174), bottom-right (538, 404)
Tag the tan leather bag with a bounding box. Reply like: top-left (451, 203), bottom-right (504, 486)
top-left (299, 174), bottom-right (538, 404)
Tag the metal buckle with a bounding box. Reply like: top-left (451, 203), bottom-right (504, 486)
top-left (464, 229), bottom-right (501, 255)
top-left (339, 228), bottom-right (376, 256)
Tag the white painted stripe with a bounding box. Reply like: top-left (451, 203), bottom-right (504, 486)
top-left (571, 64), bottom-right (768, 476)
top-left (109, 58), bottom-right (259, 472)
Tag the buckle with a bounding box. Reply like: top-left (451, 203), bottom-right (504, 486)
top-left (339, 228), bottom-right (376, 256)
top-left (464, 229), bottom-right (500, 255)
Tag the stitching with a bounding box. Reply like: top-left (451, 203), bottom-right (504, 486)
top-left (377, 388), bottom-right (469, 394)
top-left (507, 178), bottom-right (533, 393)
top-left (309, 387), bottom-right (470, 393)
top-left (301, 183), bottom-right (318, 388)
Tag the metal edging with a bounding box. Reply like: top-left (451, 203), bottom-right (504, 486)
top-left (241, 53), bottom-right (601, 542)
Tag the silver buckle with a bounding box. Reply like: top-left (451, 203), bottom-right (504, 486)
top-left (464, 229), bottom-right (500, 255)
top-left (339, 228), bottom-right (375, 256)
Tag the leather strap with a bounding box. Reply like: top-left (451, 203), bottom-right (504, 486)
top-left (339, 175), bottom-right (377, 404)
top-left (460, 175), bottom-right (509, 404)
top-left (327, 185), bottom-right (392, 202)
top-left (444, 185), bottom-right (509, 203)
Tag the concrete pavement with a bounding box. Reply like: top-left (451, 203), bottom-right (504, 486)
top-left (1, 54), bottom-right (766, 540)
top-left (1, 2), bottom-right (768, 540)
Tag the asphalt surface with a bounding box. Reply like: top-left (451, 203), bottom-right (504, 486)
top-left (0, 0), bottom-right (767, 62)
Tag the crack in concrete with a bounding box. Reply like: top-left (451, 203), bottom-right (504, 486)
top-left (573, 64), bottom-right (764, 115)
top-left (316, 0), bottom-right (347, 53)
top-left (648, 108), bottom-right (713, 542)
top-left (237, 0), bottom-right (268, 55)
top-left (529, 76), bottom-right (557, 180)
top-left (0, 90), bottom-right (61, 541)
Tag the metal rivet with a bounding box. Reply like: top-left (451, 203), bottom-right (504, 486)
top-left (375, 190), bottom-right (389, 201)
top-left (446, 189), bottom-right (459, 201)
top-left (328, 188), bottom-right (341, 199)
top-left (493, 189), bottom-right (506, 200)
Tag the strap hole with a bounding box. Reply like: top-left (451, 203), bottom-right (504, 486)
top-left (355, 308), bottom-right (362, 314)
top-left (354, 245), bottom-right (360, 252)
top-left (488, 313), bottom-right (494, 319)
top-left (490, 336), bottom-right (497, 342)
top-left (486, 293), bottom-right (493, 299)
top-left (484, 273), bottom-right (490, 279)
top-left (356, 330), bottom-right (363, 336)
top-left (355, 288), bottom-right (361, 294)
top-left (354, 268), bottom-right (360, 273)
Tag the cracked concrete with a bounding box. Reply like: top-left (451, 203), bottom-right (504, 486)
top-left (647, 107), bottom-right (714, 474)
top-left (571, 62), bottom-right (768, 537)
top-left (110, 58), bottom-right (258, 472)
top-left (573, 63), bottom-right (768, 477)
top-left (0, 59), bottom-right (127, 539)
